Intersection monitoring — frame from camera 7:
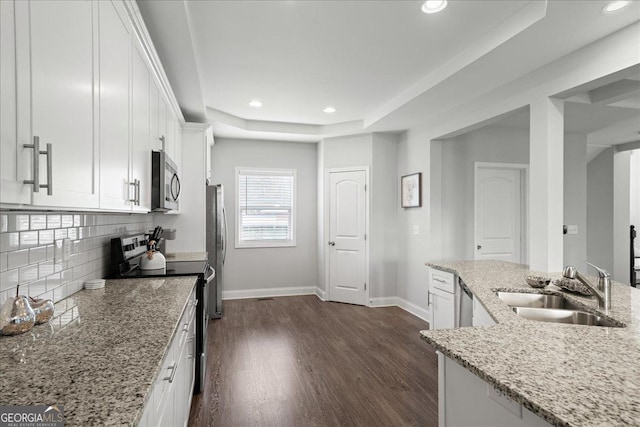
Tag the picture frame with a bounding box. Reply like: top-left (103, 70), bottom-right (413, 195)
top-left (401, 173), bottom-right (422, 208)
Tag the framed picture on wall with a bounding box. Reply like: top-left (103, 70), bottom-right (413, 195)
top-left (401, 173), bottom-right (422, 208)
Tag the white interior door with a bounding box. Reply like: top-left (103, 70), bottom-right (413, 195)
top-left (328, 169), bottom-right (367, 305)
top-left (475, 164), bottom-right (525, 263)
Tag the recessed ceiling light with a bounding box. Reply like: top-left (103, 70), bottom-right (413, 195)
top-left (323, 106), bottom-right (336, 114)
top-left (249, 100), bottom-right (262, 108)
top-left (603, 1), bottom-right (630, 13)
top-left (422, 0), bottom-right (448, 14)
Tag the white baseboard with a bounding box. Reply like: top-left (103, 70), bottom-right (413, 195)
top-left (315, 287), bottom-right (326, 301)
top-left (396, 297), bottom-right (431, 323)
top-left (369, 297), bottom-right (399, 307)
top-left (369, 296), bottom-right (430, 324)
top-left (223, 286), bottom-right (317, 300)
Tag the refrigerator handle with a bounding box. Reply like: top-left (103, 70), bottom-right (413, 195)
top-left (222, 206), bottom-right (228, 264)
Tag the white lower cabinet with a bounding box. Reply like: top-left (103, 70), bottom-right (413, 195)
top-left (140, 288), bottom-right (196, 427)
top-left (438, 352), bottom-right (552, 427)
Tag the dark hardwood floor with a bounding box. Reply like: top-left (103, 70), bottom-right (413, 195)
top-left (189, 295), bottom-right (438, 427)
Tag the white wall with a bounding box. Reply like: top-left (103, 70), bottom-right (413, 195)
top-left (394, 23), bottom-right (639, 314)
top-left (211, 138), bottom-right (317, 296)
top-left (563, 133), bottom-right (587, 269)
top-left (438, 126), bottom-right (530, 261)
top-left (587, 148), bottom-right (614, 274)
top-left (319, 133), bottom-right (400, 302)
top-left (613, 149), bottom-right (631, 283)
top-left (371, 133), bottom-right (399, 299)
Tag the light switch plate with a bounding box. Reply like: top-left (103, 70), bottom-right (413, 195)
top-left (413, 225), bottom-right (420, 235)
top-left (54, 240), bottom-right (64, 264)
top-left (62, 238), bottom-right (71, 261)
top-left (567, 225), bottom-right (578, 235)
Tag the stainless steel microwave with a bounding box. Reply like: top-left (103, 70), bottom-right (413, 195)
top-left (151, 150), bottom-right (180, 212)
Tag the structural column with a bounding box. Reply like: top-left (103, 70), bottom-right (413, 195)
top-left (529, 97), bottom-right (564, 272)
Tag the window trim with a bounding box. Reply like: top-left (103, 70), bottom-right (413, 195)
top-left (234, 167), bottom-right (297, 249)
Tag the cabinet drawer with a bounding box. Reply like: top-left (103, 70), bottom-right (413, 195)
top-left (430, 268), bottom-right (456, 293)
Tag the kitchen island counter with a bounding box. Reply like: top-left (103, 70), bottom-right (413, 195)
top-left (0, 276), bottom-right (197, 426)
top-left (421, 260), bottom-right (640, 427)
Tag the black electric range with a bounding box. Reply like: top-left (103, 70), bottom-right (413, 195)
top-left (111, 235), bottom-right (213, 395)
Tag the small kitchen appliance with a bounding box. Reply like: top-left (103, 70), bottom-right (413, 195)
top-left (110, 231), bottom-right (213, 394)
top-left (151, 150), bottom-right (180, 212)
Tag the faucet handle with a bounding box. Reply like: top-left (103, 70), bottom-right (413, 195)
top-left (585, 262), bottom-right (610, 278)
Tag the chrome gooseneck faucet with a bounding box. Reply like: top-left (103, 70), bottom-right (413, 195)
top-left (562, 262), bottom-right (611, 310)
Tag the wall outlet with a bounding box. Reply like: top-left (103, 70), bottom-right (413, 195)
top-left (413, 225), bottom-right (420, 235)
top-left (567, 225), bottom-right (578, 235)
top-left (54, 240), bottom-right (64, 264)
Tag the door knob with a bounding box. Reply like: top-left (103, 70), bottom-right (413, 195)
top-left (477, 245), bottom-right (482, 250)
top-left (328, 241), bottom-right (335, 246)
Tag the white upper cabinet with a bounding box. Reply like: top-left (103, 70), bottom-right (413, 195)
top-left (14, 0), bottom-right (99, 208)
top-left (0, 0), bottom-right (31, 205)
top-left (1, 0), bottom-right (184, 212)
top-left (131, 42), bottom-right (152, 212)
top-left (99, 1), bottom-right (131, 211)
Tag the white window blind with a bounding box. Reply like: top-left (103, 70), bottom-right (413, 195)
top-left (236, 168), bottom-right (296, 247)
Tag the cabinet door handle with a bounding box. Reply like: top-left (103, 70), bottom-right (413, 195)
top-left (23, 136), bottom-right (53, 195)
top-left (135, 179), bottom-right (140, 206)
top-left (163, 362), bottom-right (178, 383)
top-left (129, 180), bottom-right (137, 204)
top-left (433, 277), bottom-right (445, 283)
top-left (23, 136), bottom-right (41, 192)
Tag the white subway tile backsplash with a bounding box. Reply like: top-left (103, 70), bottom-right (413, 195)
top-left (8, 249), bottom-right (30, 270)
top-left (29, 246), bottom-right (47, 264)
top-left (0, 253), bottom-right (7, 272)
top-left (47, 214), bottom-right (61, 229)
top-left (0, 269), bottom-right (19, 292)
top-left (38, 260), bottom-right (54, 278)
top-left (46, 273), bottom-right (61, 290)
top-left (1, 233), bottom-right (20, 252)
top-left (8, 214), bottom-right (30, 232)
top-left (19, 264), bottom-right (38, 283)
top-left (20, 231), bottom-right (39, 248)
top-left (29, 279), bottom-right (47, 296)
top-left (39, 229), bottom-right (54, 245)
top-left (54, 229), bottom-right (68, 240)
top-left (61, 215), bottom-right (73, 228)
top-left (30, 215), bottom-right (47, 230)
top-left (0, 211), bottom-right (152, 301)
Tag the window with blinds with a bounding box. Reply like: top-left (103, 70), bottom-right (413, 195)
top-left (236, 168), bottom-right (296, 248)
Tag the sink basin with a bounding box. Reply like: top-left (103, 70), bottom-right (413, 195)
top-left (496, 292), bottom-right (582, 310)
top-left (512, 307), bottom-right (622, 327)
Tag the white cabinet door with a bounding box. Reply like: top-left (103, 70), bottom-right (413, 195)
top-left (98, 1), bottom-right (131, 210)
top-left (159, 95), bottom-right (168, 152)
top-left (131, 42), bottom-right (151, 212)
top-left (431, 288), bottom-right (455, 330)
top-left (19, 0), bottom-right (99, 208)
top-left (0, 0), bottom-right (31, 205)
top-left (149, 83), bottom-right (162, 152)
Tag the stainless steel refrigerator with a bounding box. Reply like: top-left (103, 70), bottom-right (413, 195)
top-left (206, 184), bottom-right (226, 318)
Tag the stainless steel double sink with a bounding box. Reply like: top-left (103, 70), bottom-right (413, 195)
top-left (496, 291), bottom-right (622, 327)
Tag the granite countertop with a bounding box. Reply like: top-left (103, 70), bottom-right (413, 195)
top-left (164, 251), bottom-right (208, 262)
top-left (0, 276), bottom-right (197, 426)
top-left (420, 260), bottom-right (640, 427)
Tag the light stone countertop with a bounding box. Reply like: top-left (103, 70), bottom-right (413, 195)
top-left (420, 260), bottom-right (640, 427)
top-left (0, 276), bottom-right (197, 426)
top-left (164, 251), bottom-right (208, 262)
